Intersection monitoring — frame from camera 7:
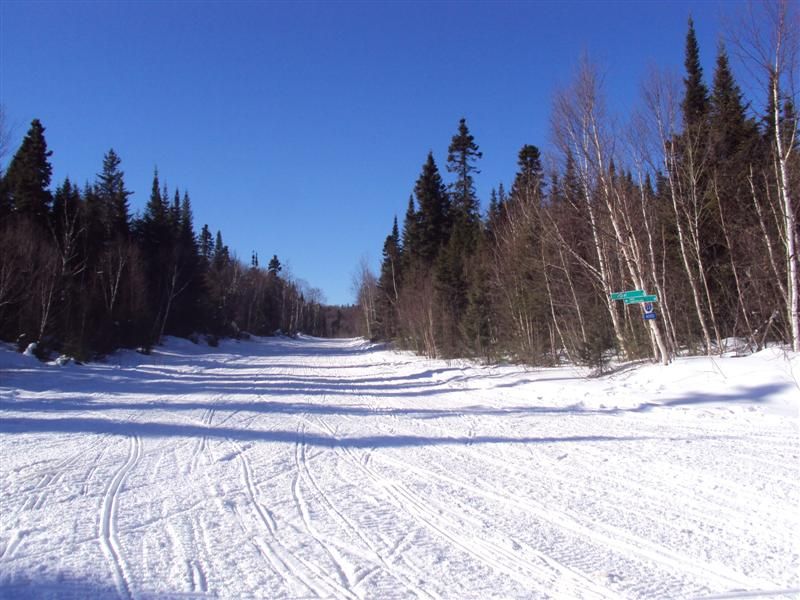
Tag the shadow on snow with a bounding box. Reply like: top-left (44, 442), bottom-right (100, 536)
top-left (0, 415), bottom-right (731, 448)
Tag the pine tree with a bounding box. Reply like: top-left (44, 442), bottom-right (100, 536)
top-left (4, 119), bottom-right (53, 227)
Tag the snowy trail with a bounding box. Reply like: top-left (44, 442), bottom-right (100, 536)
top-left (0, 336), bottom-right (798, 599)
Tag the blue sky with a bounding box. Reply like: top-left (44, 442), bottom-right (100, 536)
top-left (1, 0), bottom-right (743, 305)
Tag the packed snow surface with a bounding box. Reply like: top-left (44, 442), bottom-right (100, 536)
top-left (0, 336), bottom-right (798, 599)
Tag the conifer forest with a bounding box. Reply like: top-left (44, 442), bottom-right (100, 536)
top-left (359, 11), bottom-right (800, 367)
top-left (0, 127), bottom-right (351, 359)
top-left (1, 7), bottom-right (798, 366)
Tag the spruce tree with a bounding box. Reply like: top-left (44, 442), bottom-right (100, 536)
top-left (376, 217), bottom-right (402, 339)
top-left (401, 195), bottom-right (420, 266)
top-left (413, 153), bottom-right (450, 264)
top-left (96, 149), bottom-right (131, 239)
top-left (4, 119), bottom-right (53, 227)
top-left (199, 224), bottom-right (214, 264)
top-left (682, 17), bottom-right (709, 131)
top-left (142, 170), bottom-right (167, 235)
top-left (268, 254), bottom-right (282, 276)
top-left (213, 230), bottom-right (229, 267)
top-left (510, 145), bottom-right (544, 207)
top-left (710, 43), bottom-right (756, 161)
top-left (446, 118), bottom-right (482, 237)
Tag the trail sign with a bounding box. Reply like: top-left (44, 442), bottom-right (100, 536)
top-left (610, 290), bottom-right (645, 301)
top-left (624, 294), bottom-right (658, 305)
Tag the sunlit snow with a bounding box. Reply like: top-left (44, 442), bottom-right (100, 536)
top-left (1, 336), bottom-right (798, 599)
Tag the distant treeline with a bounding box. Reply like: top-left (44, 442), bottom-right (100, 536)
top-left (0, 120), bottom-right (362, 359)
top-left (357, 11), bottom-right (800, 366)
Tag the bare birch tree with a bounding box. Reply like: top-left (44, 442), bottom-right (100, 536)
top-left (733, 0), bottom-right (800, 350)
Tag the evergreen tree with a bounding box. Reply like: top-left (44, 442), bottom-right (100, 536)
top-left (401, 195), bottom-right (420, 266)
top-left (95, 149), bottom-right (131, 239)
top-left (486, 188), bottom-right (502, 237)
top-left (136, 170), bottom-right (175, 342)
top-left (710, 43), bottom-right (757, 161)
top-left (199, 224), bottom-right (214, 264)
top-left (4, 119), bottom-right (53, 227)
top-left (179, 192), bottom-right (196, 250)
top-left (268, 254), bottom-right (282, 276)
top-left (510, 145), bottom-right (544, 206)
top-left (376, 217), bottom-right (402, 338)
top-left (170, 190), bottom-right (201, 336)
top-left (213, 231), bottom-right (227, 266)
top-left (682, 17), bottom-right (709, 131)
top-left (446, 118), bottom-right (482, 237)
top-left (141, 170), bottom-right (168, 236)
top-left (434, 119), bottom-right (484, 354)
top-left (413, 152), bottom-right (450, 264)
top-left (51, 177), bottom-right (82, 255)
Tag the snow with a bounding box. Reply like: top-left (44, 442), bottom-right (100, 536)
top-left (0, 336), bottom-right (798, 599)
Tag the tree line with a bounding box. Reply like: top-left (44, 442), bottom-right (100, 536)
top-left (0, 119), bottom-right (358, 359)
top-left (358, 6), bottom-right (799, 367)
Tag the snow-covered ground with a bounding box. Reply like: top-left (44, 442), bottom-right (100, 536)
top-left (0, 336), bottom-right (798, 600)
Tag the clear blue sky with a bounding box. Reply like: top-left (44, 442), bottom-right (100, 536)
top-left (1, 0), bottom-right (743, 305)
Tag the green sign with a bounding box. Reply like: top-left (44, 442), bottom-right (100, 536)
top-left (610, 290), bottom-right (645, 301)
top-left (624, 294), bottom-right (658, 305)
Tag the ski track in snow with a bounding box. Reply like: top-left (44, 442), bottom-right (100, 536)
top-left (0, 335), bottom-right (798, 599)
top-left (99, 434), bottom-right (142, 600)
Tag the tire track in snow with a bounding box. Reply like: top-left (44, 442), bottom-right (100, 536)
top-left (99, 435), bottom-right (142, 600)
top-left (375, 449), bottom-right (779, 596)
top-left (306, 417), bottom-right (616, 599)
top-left (0, 529), bottom-right (24, 560)
top-left (187, 406), bottom-right (216, 475)
top-left (231, 437), bottom-right (356, 599)
top-left (19, 434), bottom-right (108, 512)
top-left (294, 418), bottom-right (438, 600)
top-left (165, 519), bottom-right (209, 596)
top-left (292, 424), bottom-right (360, 598)
top-left (362, 393), bottom-right (791, 590)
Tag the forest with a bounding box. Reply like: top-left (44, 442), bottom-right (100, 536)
top-left (1, 5), bottom-right (797, 367)
top-left (357, 9), bottom-right (799, 367)
top-left (0, 123), bottom-right (361, 359)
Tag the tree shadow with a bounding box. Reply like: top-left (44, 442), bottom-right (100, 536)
top-left (0, 382), bottom-right (790, 424)
top-left (0, 415), bottom-right (723, 448)
top-left (0, 573), bottom-right (120, 600)
top-left (628, 382), bottom-right (790, 412)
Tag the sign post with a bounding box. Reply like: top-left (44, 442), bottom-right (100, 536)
top-left (623, 294), bottom-right (658, 305)
top-left (610, 290), bottom-right (645, 301)
top-left (610, 289), bottom-right (659, 318)
top-left (609, 288), bottom-right (669, 365)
